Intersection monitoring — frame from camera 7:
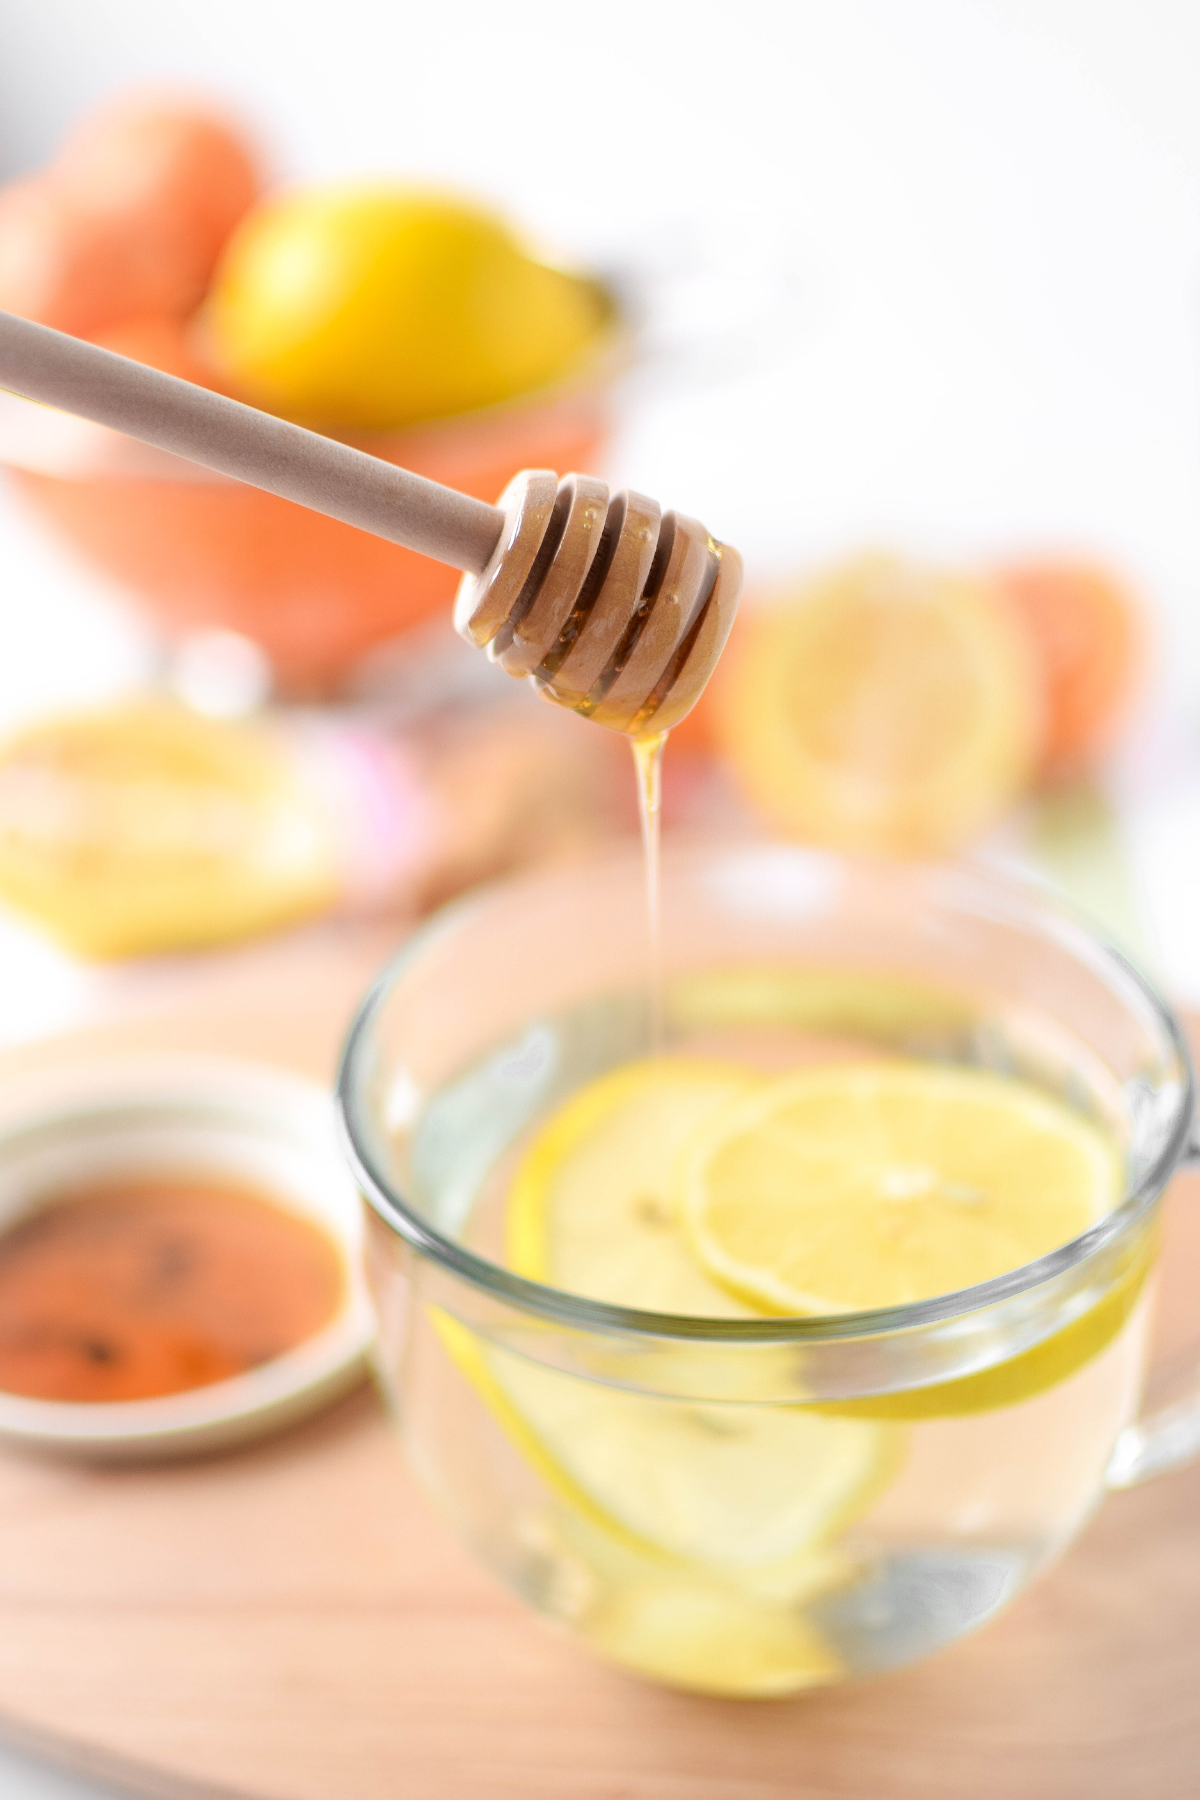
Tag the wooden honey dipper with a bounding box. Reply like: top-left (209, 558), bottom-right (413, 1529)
top-left (0, 310), bottom-right (741, 732)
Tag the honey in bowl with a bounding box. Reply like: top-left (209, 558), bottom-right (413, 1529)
top-left (0, 1174), bottom-right (346, 1404)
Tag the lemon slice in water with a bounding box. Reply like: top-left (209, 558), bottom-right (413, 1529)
top-left (585, 1580), bottom-right (843, 1696)
top-left (437, 1059), bottom-right (900, 1640)
top-left (506, 1056), bottom-right (763, 1313)
top-left (433, 1052), bottom-right (1134, 1692)
top-left (440, 1320), bottom-right (896, 1582)
top-left (683, 1061), bottom-right (1121, 1315)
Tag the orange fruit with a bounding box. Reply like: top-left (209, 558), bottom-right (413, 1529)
top-left (713, 554), bottom-right (1042, 855)
top-left (0, 178), bottom-right (141, 336)
top-left (56, 99), bottom-right (260, 313)
top-left (0, 100), bottom-right (259, 337)
top-left (995, 560), bottom-right (1142, 776)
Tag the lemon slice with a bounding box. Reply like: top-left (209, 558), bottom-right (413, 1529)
top-left (586, 1581), bottom-right (842, 1696)
top-left (684, 1061), bottom-right (1121, 1315)
top-left (434, 1056), bottom-right (901, 1624)
top-left (506, 1056), bottom-right (764, 1315)
top-left (442, 1324), bottom-right (894, 1584)
top-left (0, 703), bottom-right (336, 957)
top-left (714, 554), bottom-right (1042, 854)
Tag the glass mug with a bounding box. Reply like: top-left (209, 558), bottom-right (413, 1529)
top-left (337, 843), bottom-right (1200, 1696)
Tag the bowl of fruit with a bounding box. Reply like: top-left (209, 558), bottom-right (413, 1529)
top-left (0, 98), bottom-right (621, 694)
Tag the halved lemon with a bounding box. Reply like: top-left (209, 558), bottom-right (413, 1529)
top-left (714, 554), bottom-right (1043, 854)
top-left (683, 1061), bottom-right (1121, 1315)
top-left (206, 186), bottom-right (609, 430)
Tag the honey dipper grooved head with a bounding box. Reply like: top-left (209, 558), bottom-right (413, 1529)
top-left (453, 470), bottom-right (743, 734)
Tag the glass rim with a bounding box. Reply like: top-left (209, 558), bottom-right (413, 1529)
top-left (336, 843), bottom-right (1196, 1344)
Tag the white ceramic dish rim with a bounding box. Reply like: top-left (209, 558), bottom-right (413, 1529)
top-left (0, 1054), bottom-right (375, 1456)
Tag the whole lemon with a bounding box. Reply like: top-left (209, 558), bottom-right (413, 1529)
top-left (204, 185), bottom-right (610, 430)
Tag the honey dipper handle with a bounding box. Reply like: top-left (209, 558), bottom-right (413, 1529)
top-left (0, 310), bottom-right (505, 575)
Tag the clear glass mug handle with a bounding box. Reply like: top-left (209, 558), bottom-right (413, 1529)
top-left (1107, 1117), bottom-right (1200, 1488)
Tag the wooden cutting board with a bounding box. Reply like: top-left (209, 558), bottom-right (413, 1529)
top-left (0, 928), bottom-right (1197, 1800)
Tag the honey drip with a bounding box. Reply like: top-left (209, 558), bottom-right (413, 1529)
top-left (631, 730), bottom-right (667, 1055)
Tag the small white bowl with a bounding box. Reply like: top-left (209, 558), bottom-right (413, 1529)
top-left (0, 1054), bottom-right (375, 1460)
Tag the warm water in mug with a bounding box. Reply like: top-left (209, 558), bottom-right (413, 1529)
top-left (363, 970), bottom-right (1156, 1695)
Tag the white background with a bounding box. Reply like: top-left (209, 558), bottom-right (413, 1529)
top-left (0, 5), bottom-right (1199, 1792)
